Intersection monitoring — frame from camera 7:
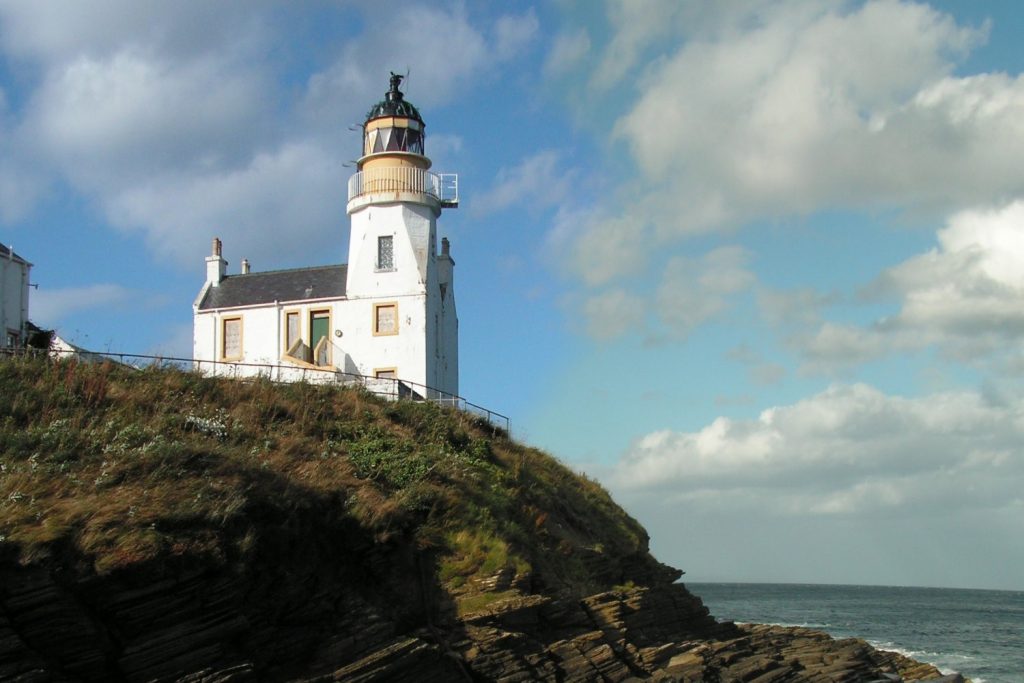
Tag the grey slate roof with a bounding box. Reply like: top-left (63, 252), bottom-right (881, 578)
top-left (0, 244), bottom-right (31, 265)
top-left (198, 264), bottom-right (347, 311)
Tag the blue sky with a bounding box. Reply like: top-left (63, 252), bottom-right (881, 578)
top-left (2, 0), bottom-right (1023, 591)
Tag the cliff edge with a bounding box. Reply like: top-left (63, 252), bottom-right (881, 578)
top-left (0, 356), bottom-right (961, 682)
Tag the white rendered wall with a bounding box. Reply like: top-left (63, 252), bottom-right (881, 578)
top-left (347, 202), bottom-right (437, 299)
top-left (192, 294), bottom-right (433, 390)
top-left (1, 256), bottom-right (30, 346)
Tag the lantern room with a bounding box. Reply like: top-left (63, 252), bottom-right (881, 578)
top-left (360, 73), bottom-right (428, 168)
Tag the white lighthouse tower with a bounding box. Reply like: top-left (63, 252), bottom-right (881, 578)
top-left (345, 73), bottom-right (459, 396)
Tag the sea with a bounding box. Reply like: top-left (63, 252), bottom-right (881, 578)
top-left (688, 582), bottom-right (1023, 683)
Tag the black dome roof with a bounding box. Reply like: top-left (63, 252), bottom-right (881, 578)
top-left (365, 73), bottom-right (423, 125)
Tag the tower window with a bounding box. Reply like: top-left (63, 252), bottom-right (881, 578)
top-left (377, 235), bottom-right (394, 271)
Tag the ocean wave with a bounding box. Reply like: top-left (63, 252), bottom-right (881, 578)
top-left (868, 640), bottom-right (975, 676)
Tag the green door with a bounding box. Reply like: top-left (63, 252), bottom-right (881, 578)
top-left (311, 313), bottom-right (330, 366)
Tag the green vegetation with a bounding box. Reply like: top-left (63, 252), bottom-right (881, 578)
top-left (0, 355), bottom-right (658, 603)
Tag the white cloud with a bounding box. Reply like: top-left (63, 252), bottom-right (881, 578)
top-left (800, 200), bottom-right (1024, 372)
top-left (611, 383), bottom-right (1024, 517)
top-left (472, 150), bottom-right (573, 217)
top-left (563, 1), bottom-right (1024, 286)
top-left (302, 4), bottom-right (526, 130)
top-left (656, 246), bottom-right (755, 339)
top-left (728, 344), bottom-right (787, 386)
top-left (0, 1), bottom-right (270, 62)
top-left (493, 10), bottom-right (539, 61)
top-left (106, 142), bottom-right (346, 266)
top-left (590, 0), bottom-right (686, 90)
top-left (543, 28), bottom-right (591, 79)
top-left (26, 49), bottom-right (270, 187)
top-left (31, 283), bottom-right (136, 324)
top-left (582, 288), bottom-right (644, 339)
top-left (0, 160), bottom-right (45, 223)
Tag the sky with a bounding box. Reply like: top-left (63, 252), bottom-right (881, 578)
top-left (1, 0), bottom-right (1022, 591)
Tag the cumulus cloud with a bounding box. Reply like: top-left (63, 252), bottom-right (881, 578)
top-left (302, 5), bottom-right (534, 131)
top-left (542, 28), bottom-right (591, 79)
top-left (0, 1), bottom-right (269, 62)
top-left (611, 383), bottom-right (1024, 517)
top-left (800, 200), bottom-right (1024, 372)
top-left (582, 288), bottom-right (644, 339)
top-left (472, 150), bottom-right (574, 217)
top-left (728, 344), bottom-right (787, 386)
top-left (31, 283), bottom-right (137, 324)
top-left (26, 50), bottom-right (270, 188)
top-left (106, 142), bottom-right (346, 266)
top-left (493, 9), bottom-right (539, 61)
top-left (561, 1), bottom-right (1024, 286)
top-left (656, 246), bottom-right (755, 339)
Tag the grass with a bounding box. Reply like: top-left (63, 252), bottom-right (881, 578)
top-left (0, 355), bottom-right (660, 599)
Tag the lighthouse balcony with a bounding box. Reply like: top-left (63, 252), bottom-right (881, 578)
top-left (347, 167), bottom-right (458, 212)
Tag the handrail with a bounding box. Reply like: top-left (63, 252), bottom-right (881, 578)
top-left (348, 167), bottom-right (441, 202)
top-left (347, 168), bottom-right (458, 207)
top-left (0, 346), bottom-right (510, 434)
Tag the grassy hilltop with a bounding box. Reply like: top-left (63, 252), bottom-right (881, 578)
top-left (0, 355), bottom-right (671, 609)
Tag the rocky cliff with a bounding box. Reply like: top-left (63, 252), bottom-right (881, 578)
top-left (0, 356), bottom-right (962, 682)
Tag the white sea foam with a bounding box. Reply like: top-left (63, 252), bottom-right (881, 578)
top-left (868, 640), bottom-right (973, 676)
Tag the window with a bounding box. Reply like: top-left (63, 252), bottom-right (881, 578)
top-left (374, 368), bottom-right (397, 380)
top-left (285, 311), bottom-right (300, 352)
top-left (377, 235), bottom-right (394, 271)
top-left (222, 317), bottom-right (242, 360)
top-left (373, 302), bottom-right (398, 336)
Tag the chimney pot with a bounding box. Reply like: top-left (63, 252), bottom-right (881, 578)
top-left (241, 258), bottom-right (250, 274)
top-left (441, 237), bottom-right (450, 256)
top-left (212, 237), bottom-right (222, 257)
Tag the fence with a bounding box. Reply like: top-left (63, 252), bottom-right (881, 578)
top-left (1, 346), bottom-right (509, 434)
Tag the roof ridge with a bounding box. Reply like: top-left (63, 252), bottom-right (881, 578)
top-left (223, 263), bottom-right (346, 279)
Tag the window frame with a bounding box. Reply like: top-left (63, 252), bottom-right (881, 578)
top-left (220, 316), bottom-right (243, 361)
top-left (373, 302), bottom-right (399, 336)
top-left (376, 234), bottom-right (395, 272)
top-left (282, 309), bottom-right (302, 356)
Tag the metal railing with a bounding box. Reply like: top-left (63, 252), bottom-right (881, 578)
top-left (0, 346), bottom-right (510, 434)
top-left (348, 167), bottom-right (441, 202)
top-left (347, 168), bottom-right (458, 207)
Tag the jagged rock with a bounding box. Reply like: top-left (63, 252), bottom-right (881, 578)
top-left (0, 561), bottom-right (965, 683)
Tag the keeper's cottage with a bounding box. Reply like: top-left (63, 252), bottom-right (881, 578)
top-left (193, 75), bottom-right (459, 397)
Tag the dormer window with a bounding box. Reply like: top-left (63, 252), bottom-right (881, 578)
top-left (377, 235), bottom-right (394, 271)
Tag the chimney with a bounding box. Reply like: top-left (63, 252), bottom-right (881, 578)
top-left (437, 236), bottom-right (454, 291)
top-left (205, 237), bottom-right (228, 286)
top-left (241, 258), bottom-right (250, 274)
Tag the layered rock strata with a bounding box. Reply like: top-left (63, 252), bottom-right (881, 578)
top-left (0, 560), bottom-right (960, 682)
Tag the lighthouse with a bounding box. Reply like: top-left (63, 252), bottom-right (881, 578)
top-left (345, 73), bottom-right (459, 397)
top-left (193, 74), bottom-right (459, 398)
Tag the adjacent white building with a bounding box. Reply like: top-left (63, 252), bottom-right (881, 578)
top-left (193, 75), bottom-right (459, 398)
top-left (1, 244), bottom-right (32, 349)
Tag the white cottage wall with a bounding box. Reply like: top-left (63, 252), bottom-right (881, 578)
top-left (1, 254), bottom-right (30, 347)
